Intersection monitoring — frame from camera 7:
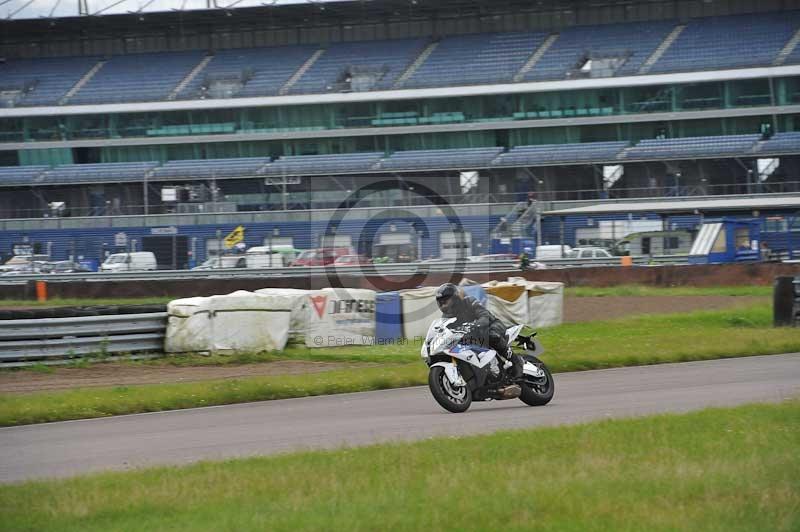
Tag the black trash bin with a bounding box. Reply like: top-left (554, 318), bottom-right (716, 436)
top-left (773, 276), bottom-right (798, 327)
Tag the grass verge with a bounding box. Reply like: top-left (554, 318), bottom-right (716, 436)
top-left (564, 284), bottom-right (772, 297)
top-left (1, 304), bottom-right (798, 427)
top-left (0, 401), bottom-right (797, 531)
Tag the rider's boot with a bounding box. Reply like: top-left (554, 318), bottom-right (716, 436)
top-left (501, 346), bottom-right (524, 380)
top-left (511, 353), bottom-right (524, 379)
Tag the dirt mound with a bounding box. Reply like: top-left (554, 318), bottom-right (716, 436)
top-left (0, 360), bottom-right (377, 394)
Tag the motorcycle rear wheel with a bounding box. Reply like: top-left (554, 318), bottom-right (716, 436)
top-left (428, 366), bottom-right (472, 413)
top-left (519, 355), bottom-right (554, 406)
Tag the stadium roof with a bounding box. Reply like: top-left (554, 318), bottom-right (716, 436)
top-left (1, 0), bottom-right (584, 21)
top-left (3, 0), bottom-right (350, 20)
top-left (544, 196), bottom-right (800, 216)
top-left (0, 0), bottom-right (580, 42)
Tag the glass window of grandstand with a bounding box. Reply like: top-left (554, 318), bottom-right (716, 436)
top-left (775, 77), bottom-right (800, 105)
top-left (729, 79), bottom-right (771, 108)
top-left (677, 82), bottom-right (724, 111)
top-left (7, 78), bottom-right (795, 147)
top-left (0, 119), bottom-right (22, 142)
top-left (622, 85), bottom-right (672, 113)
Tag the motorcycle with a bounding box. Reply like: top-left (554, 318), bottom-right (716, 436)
top-left (420, 317), bottom-right (554, 413)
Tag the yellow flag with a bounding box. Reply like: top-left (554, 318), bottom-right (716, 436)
top-left (224, 225), bottom-right (245, 248)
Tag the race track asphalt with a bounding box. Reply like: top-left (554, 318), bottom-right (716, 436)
top-left (0, 353), bottom-right (798, 483)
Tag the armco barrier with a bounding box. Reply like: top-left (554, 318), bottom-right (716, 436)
top-left (0, 312), bottom-right (167, 366)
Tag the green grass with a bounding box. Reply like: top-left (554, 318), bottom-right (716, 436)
top-left (1, 304), bottom-right (798, 427)
top-left (565, 284), bottom-right (772, 297)
top-left (0, 401), bottom-right (797, 532)
top-left (539, 304), bottom-right (800, 372)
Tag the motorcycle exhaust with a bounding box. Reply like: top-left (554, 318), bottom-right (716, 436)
top-left (496, 384), bottom-right (521, 399)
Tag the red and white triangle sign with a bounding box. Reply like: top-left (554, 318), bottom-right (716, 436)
top-left (310, 295), bottom-right (327, 318)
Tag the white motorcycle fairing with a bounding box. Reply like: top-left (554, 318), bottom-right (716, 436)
top-left (523, 360), bottom-right (545, 378)
top-left (421, 317), bottom-right (500, 369)
top-left (429, 362), bottom-right (467, 387)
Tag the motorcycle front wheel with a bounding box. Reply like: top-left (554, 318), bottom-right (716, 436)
top-left (428, 366), bottom-right (472, 413)
top-left (519, 355), bottom-right (554, 406)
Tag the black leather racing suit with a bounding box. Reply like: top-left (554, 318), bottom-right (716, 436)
top-left (441, 295), bottom-right (510, 360)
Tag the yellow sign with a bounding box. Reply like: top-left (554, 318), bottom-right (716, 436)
top-left (224, 225), bottom-right (245, 248)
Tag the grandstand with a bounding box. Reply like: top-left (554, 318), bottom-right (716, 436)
top-left (0, 0), bottom-right (798, 266)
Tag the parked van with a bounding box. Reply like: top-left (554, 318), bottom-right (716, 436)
top-left (0, 254), bottom-right (49, 272)
top-left (245, 245), bottom-right (298, 268)
top-left (191, 255), bottom-right (246, 270)
top-left (534, 245), bottom-right (572, 260)
top-left (100, 251), bottom-right (157, 272)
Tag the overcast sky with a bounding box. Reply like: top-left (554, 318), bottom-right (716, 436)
top-left (2, 0), bottom-right (346, 20)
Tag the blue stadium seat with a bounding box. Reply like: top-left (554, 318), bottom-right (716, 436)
top-left (290, 39), bottom-right (426, 94)
top-left (378, 147), bottom-right (503, 171)
top-left (756, 132), bottom-right (800, 155)
top-left (0, 57), bottom-right (99, 107)
top-left (648, 12), bottom-right (800, 74)
top-left (42, 162), bottom-right (159, 184)
top-left (70, 51), bottom-right (204, 104)
top-left (404, 32), bottom-right (548, 88)
top-left (0, 166), bottom-right (50, 186)
top-left (151, 157), bottom-right (271, 179)
top-left (3, 11), bottom-right (799, 106)
top-left (492, 141), bottom-right (629, 166)
top-left (523, 20), bottom-right (675, 81)
top-left (262, 152), bottom-right (383, 176)
top-left (622, 135), bottom-right (760, 159)
top-left (178, 45), bottom-right (318, 99)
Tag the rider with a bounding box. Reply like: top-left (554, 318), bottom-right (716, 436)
top-left (435, 283), bottom-right (523, 378)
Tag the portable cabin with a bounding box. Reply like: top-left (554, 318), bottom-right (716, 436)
top-left (688, 219), bottom-right (761, 264)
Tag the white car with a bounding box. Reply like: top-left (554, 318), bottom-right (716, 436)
top-left (565, 248), bottom-right (614, 259)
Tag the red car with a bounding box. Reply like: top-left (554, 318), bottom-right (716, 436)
top-left (291, 247), bottom-right (352, 267)
top-left (333, 254), bottom-right (372, 266)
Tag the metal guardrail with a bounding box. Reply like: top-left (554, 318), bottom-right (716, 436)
top-left (536, 254), bottom-right (688, 268)
top-left (0, 260), bottom-right (518, 283)
top-left (0, 256), bottom-right (690, 284)
top-left (0, 312), bottom-right (167, 366)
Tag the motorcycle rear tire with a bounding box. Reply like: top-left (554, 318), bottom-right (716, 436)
top-left (428, 366), bottom-right (472, 413)
top-left (519, 355), bottom-right (554, 406)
